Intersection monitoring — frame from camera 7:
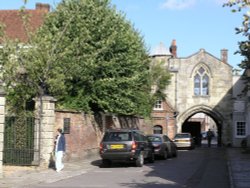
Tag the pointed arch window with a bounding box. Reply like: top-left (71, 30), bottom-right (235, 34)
top-left (194, 67), bottom-right (209, 96)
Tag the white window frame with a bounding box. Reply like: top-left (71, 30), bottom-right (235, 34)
top-left (235, 121), bottom-right (247, 138)
top-left (154, 100), bottom-right (163, 110)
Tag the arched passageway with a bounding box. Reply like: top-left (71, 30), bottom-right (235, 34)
top-left (177, 105), bottom-right (224, 147)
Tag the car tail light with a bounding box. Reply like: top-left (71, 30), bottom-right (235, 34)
top-left (99, 143), bottom-right (103, 154)
top-left (131, 141), bottom-right (137, 152)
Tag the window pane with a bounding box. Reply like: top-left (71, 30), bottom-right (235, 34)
top-left (153, 125), bottom-right (162, 134)
top-left (236, 122), bottom-right (246, 136)
top-left (154, 100), bottom-right (162, 109)
top-left (202, 74), bottom-right (209, 95)
top-left (63, 118), bottom-right (70, 134)
top-left (194, 74), bottom-right (200, 95)
top-left (198, 67), bottom-right (205, 74)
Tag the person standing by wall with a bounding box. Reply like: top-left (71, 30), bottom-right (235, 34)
top-left (55, 128), bottom-right (66, 172)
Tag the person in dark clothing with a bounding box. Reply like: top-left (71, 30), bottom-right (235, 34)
top-left (207, 129), bottom-right (213, 147)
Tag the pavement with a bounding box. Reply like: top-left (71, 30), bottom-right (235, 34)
top-left (0, 155), bottom-right (102, 188)
top-left (227, 148), bottom-right (250, 188)
top-left (0, 148), bottom-right (249, 188)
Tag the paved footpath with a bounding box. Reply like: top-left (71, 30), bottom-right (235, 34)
top-left (0, 156), bottom-right (101, 188)
top-left (0, 148), bottom-right (249, 188)
top-left (227, 148), bottom-right (250, 188)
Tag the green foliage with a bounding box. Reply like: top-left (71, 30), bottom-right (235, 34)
top-left (36, 0), bottom-right (154, 116)
top-left (224, 0), bottom-right (250, 69)
top-left (150, 60), bottom-right (171, 99)
top-left (0, 0), bottom-right (171, 117)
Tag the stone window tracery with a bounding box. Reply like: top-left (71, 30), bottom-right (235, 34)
top-left (194, 66), bottom-right (209, 96)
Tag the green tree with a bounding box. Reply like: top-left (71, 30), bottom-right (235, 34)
top-left (224, 0), bottom-right (250, 69)
top-left (150, 60), bottom-right (171, 100)
top-left (0, 0), bottom-right (171, 117)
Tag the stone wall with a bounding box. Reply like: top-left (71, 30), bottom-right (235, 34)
top-left (0, 92), bottom-right (5, 178)
top-left (34, 96), bottom-right (56, 168)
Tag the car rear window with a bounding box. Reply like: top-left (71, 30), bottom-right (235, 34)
top-left (175, 133), bottom-right (190, 138)
top-left (103, 132), bottom-right (132, 141)
top-left (147, 136), bottom-right (162, 142)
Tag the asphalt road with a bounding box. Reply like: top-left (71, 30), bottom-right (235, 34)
top-left (34, 146), bottom-right (230, 188)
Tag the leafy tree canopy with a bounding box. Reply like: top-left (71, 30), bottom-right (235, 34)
top-left (224, 0), bottom-right (250, 69)
top-left (0, 0), bottom-right (171, 116)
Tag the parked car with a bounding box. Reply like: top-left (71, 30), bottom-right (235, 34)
top-left (147, 134), bottom-right (177, 159)
top-left (173, 133), bottom-right (195, 149)
top-left (99, 128), bottom-right (155, 167)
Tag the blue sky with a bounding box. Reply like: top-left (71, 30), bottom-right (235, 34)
top-left (1, 0), bottom-right (245, 70)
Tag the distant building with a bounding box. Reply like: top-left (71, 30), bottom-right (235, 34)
top-left (232, 69), bottom-right (249, 146)
top-left (150, 40), bottom-right (234, 146)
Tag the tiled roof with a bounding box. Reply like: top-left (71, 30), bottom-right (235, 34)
top-left (0, 4), bottom-right (49, 43)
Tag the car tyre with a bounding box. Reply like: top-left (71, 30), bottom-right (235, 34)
top-left (135, 153), bottom-right (144, 167)
top-left (173, 148), bottom-right (178, 158)
top-left (162, 150), bottom-right (168, 160)
top-left (148, 152), bottom-right (155, 163)
top-left (102, 159), bottom-right (111, 167)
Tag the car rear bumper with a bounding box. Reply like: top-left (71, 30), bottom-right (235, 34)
top-left (153, 149), bottom-right (162, 156)
top-left (100, 151), bottom-right (138, 161)
top-left (175, 142), bottom-right (192, 148)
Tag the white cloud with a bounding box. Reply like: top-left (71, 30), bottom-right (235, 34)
top-left (161, 0), bottom-right (196, 10)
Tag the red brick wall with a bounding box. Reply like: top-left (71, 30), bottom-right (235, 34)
top-left (54, 111), bottom-right (152, 160)
top-left (55, 111), bottom-right (102, 160)
top-left (151, 100), bottom-right (176, 139)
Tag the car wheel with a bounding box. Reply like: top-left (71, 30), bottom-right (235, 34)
top-left (102, 159), bottom-right (111, 167)
top-left (163, 150), bottom-right (168, 160)
top-left (135, 153), bottom-right (144, 167)
top-left (148, 152), bottom-right (155, 163)
top-left (173, 148), bottom-right (178, 157)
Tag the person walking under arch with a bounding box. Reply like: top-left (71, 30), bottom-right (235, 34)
top-left (207, 129), bottom-right (213, 147)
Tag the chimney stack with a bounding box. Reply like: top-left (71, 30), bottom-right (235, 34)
top-left (169, 39), bottom-right (177, 58)
top-left (221, 49), bottom-right (228, 64)
top-left (36, 3), bottom-right (50, 12)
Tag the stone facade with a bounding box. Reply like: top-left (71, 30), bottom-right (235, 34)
top-left (232, 70), bottom-right (250, 147)
top-left (0, 91), bottom-right (5, 178)
top-left (151, 42), bottom-right (233, 146)
top-left (34, 96), bottom-right (56, 168)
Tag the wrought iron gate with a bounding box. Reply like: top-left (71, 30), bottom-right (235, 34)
top-left (3, 116), bottom-right (39, 166)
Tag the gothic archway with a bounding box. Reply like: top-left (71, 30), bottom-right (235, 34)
top-left (177, 105), bottom-right (224, 146)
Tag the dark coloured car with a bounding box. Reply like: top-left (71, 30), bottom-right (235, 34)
top-left (99, 129), bottom-right (155, 167)
top-left (147, 134), bottom-right (178, 159)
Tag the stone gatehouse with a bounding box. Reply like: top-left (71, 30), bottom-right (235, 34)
top-left (150, 40), bottom-right (233, 146)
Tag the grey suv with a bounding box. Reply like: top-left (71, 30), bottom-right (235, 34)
top-left (99, 129), bottom-right (155, 167)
